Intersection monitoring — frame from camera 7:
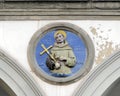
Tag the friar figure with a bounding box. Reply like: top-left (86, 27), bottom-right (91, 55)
top-left (46, 30), bottom-right (76, 76)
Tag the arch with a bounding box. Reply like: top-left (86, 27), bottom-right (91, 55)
top-left (0, 79), bottom-right (16, 96)
top-left (102, 77), bottom-right (120, 96)
top-left (0, 49), bottom-right (45, 96)
top-left (74, 50), bottom-right (120, 96)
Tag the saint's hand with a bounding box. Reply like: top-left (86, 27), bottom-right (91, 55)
top-left (59, 56), bottom-right (67, 62)
top-left (55, 61), bottom-right (61, 69)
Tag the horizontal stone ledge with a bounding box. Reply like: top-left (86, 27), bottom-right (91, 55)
top-left (2, 0), bottom-right (120, 2)
top-left (4, 0), bottom-right (89, 1)
top-left (0, 2), bottom-right (91, 9)
top-left (0, 15), bottom-right (120, 20)
top-left (0, 9), bottom-right (119, 16)
top-left (92, 2), bottom-right (120, 9)
top-left (0, 2), bottom-right (119, 9)
top-left (92, 0), bottom-right (120, 1)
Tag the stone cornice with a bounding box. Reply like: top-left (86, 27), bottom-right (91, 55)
top-left (0, 9), bottom-right (119, 20)
top-left (0, 1), bottom-right (119, 20)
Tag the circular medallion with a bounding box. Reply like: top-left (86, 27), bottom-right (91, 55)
top-left (28, 22), bottom-right (94, 84)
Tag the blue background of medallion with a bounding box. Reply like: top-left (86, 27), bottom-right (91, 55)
top-left (35, 29), bottom-right (87, 77)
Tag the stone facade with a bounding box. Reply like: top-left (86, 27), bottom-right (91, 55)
top-left (0, 0), bottom-right (119, 20)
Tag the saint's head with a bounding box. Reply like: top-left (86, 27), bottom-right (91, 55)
top-left (54, 30), bottom-right (67, 44)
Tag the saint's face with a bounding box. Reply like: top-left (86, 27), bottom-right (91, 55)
top-left (55, 34), bottom-right (65, 44)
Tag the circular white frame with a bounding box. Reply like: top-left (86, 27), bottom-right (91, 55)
top-left (27, 22), bottom-right (95, 84)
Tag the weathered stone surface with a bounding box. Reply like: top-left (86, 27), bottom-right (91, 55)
top-left (92, 0), bottom-right (120, 1)
top-left (0, 9), bottom-right (119, 20)
top-left (0, 0), bottom-right (119, 20)
top-left (93, 2), bottom-right (120, 9)
top-left (3, 2), bottom-right (91, 9)
top-left (5, 0), bottom-right (88, 1)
